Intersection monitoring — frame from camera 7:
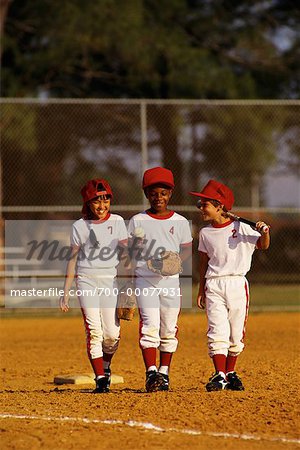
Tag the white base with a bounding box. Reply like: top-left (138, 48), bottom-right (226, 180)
top-left (54, 373), bottom-right (124, 385)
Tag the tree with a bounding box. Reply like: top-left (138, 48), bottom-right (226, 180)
top-left (1, 1), bottom-right (299, 208)
top-left (187, 104), bottom-right (281, 206)
top-left (1, 101), bottom-right (143, 206)
top-left (2, 0), bottom-right (299, 99)
top-left (0, 0), bottom-right (11, 45)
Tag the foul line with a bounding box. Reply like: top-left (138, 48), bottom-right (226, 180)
top-left (0, 413), bottom-right (299, 445)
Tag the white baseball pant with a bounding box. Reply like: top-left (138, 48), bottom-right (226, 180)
top-left (76, 270), bottom-right (120, 359)
top-left (205, 276), bottom-right (249, 357)
top-left (135, 276), bottom-right (181, 353)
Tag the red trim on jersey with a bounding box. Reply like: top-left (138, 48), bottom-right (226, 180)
top-left (212, 220), bottom-right (234, 228)
top-left (178, 285), bottom-right (182, 315)
top-left (175, 286), bottom-right (181, 339)
top-left (145, 210), bottom-right (175, 220)
top-left (81, 308), bottom-right (105, 376)
top-left (138, 313), bottom-right (143, 349)
top-left (91, 213), bottom-right (111, 224)
top-left (81, 308), bottom-right (91, 357)
top-left (180, 241), bottom-right (193, 247)
top-left (118, 238), bottom-right (128, 245)
top-left (241, 282), bottom-right (250, 342)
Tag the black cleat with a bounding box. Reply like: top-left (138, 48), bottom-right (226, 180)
top-left (206, 372), bottom-right (228, 392)
top-left (145, 370), bottom-right (164, 392)
top-left (94, 376), bottom-right (110, 393)
top-left (157, 373), bottom-right (169, 391)
top-left (226, 372), bottom-right (245, 391)
top-left (104, 367), bottom-right (111, 389)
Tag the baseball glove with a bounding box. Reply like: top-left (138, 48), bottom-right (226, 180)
top-left (147, 251), bottom-right (183, 276)
top-left (117, 281), bottom-right (137, 321)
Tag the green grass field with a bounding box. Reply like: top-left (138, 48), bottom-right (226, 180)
top-left (250, 284), bottom-right (300, 307)
top-left (190, 284), bottom-right (300, 310)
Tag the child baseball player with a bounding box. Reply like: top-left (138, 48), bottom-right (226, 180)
top-left (60, 178), bottom-right (128, 393)
top-left (190, 180), bottom-right (270, 392)
top-left (128, 167), bottom-right (193, 392)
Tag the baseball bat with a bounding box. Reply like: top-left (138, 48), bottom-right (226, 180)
top-left (224, 211), bottom-right (269, 233)
top-left (196, 200), bottom-right (269, 233)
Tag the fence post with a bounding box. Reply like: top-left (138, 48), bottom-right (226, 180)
top-left (141, 100), bottom-right (148, 209)
top-left (0, 153), bottom-right (4, 305)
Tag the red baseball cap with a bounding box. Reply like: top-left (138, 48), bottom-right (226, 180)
top-left (81, 178), bottom-right (113, 217)
top-left (142, 167), bottom-right (175, 189)
top-left (189, 179), bottom-right (234, 210)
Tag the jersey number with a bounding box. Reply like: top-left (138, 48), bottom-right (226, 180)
top-left (169, 226), bottom-right (174, 235)
top-left (108, 226), bottom-right (113, 234)
top-left (231, 229), bottom-right (237, 238)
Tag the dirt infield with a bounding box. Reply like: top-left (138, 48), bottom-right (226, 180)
top-left (0, 311), bottom-right (299, 450)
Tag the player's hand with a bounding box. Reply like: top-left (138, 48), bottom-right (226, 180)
top-left (197, 293), bottom-right (206, 309)
top-left (256, 221), bottom-right (270, 234)
top-left (60, 295), bottom-right (70, 312)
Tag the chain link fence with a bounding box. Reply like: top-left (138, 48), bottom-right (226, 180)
top-left (1, 99), bottom-right (300, 287)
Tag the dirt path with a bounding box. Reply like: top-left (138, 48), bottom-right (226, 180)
top-left (0, 312), bottom-right (299, 449)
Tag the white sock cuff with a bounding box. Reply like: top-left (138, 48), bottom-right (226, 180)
top-left (158, 365), bottom-right (169, 375)
top-left (96, 375), bottom-right (105, 380)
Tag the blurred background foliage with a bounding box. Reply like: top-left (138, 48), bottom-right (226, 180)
top-left (1, 0), bottom-right (299, 99)
top-left (1, 1), bottom-right (299, 286)
top-left (1, 0), bottom-right (300, 205)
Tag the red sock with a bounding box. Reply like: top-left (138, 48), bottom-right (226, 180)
top-left (142, 347), bottom-right (157, 370)
top-left (103, 352), bottom-right (113, 363)
top-left (212, 354), bottom-right (226, 373)
top-left (226, 355), bottom-right (238, 373)
top-left (90, 357), bottom-right (104, 377)
top-left (160, 351), bottom-right (173, 367)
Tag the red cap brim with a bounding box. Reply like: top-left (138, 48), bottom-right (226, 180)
top-left (189, 191), bottom-right (201, 197)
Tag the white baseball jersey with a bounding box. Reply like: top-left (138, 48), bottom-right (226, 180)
top-left (198, 220), bottom-right (261, 278)
top-left (128, 211), bottom-right (192, 280)
top-left (71, 214), bottom-right (128, 271)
